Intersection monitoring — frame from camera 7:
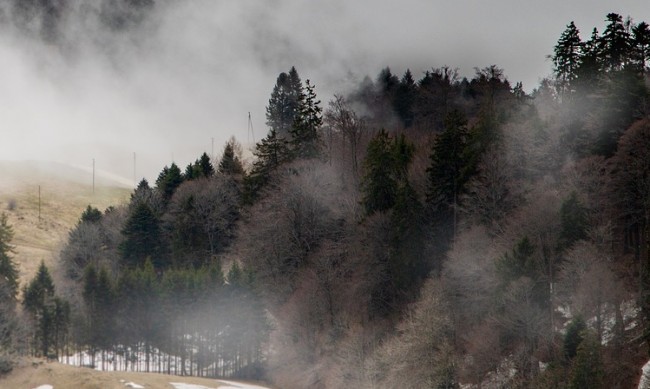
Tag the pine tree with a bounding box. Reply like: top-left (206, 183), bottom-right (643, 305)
top-left (23, 261), bottom-right (57, 357)
top-left (394, 69), bottom-right (417, 127)
top-left (80, 205), bottom-right (102, 224)
top-left (569, 331), bottom-right (604, 389)
top-left (290, 79), bottom-right (323, 159)
top-left (361, 129), bottom-right (398, 214)
top-left (266, 67), bottom-right (303, 138)
top-left (245, 128), bottom-right (290, 202)
top-left (426, 110), bottom-right (472, 236)
top-left (120, 203), bottom-right (167, 269)
top-left (631, 21), bottom-right (650, 74)
top-left (0, 214), bottom-right (18, 300)
top-left (218, 138), bottom-right (244, 175)
top-left (552, 21), bottom-right (582, 95)
top-left (575, 28), bottom-right (602, 93)
top-left (557, 192), bottom-right (589, 251)
top-left (198, 152), bottom-right (215, 178)
top-left (82, 265), bottom-right (115, 367)
top-left (599, 13), bottom-right (631, 72)
top-left (156, 163), bottom-right (183, 203)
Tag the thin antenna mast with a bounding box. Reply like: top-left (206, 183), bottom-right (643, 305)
top-left (248, 112), bottom-right (256, 144)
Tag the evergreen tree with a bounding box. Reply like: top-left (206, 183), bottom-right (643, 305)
top-left (361, 129), bottom-right (398, 214)
top-left (82, 265), bottom-right (115, 367)
top-left (552, 21), bottom-right (582, 95)
top-left (575, 28), bottom-right (602, 93)
top-left (198, 152), bottom-right (215, 178)
top-left (155, 162), bottom-right (183, 203)
top-left (569, 331), bottom-right (604, 389)
top-left (599, 13), bottom-right (631, 72)
top-left (244, 128), bottom-right (290, 202)
top-left (80, 205), bottom-right (102, 224)
top-left (426, 110), bottom-right (472, 237)
top-left (563, 316), bottom-right (586, 361)
top-left (557, 192), bottom-right (589, 251)
top-left (266, 67), bottom-right (303, 138)
top-left (631, 21), bottom-right (650, 74)
top-left (120, 203), bottom-right (167, 269)
top-left (218, 138), bottom-right (244, 175)
top-left (22, 261), bottom-right (63, 357)
top-left (0, 214), bottom-right (18, 300)
top-left (290, 79), bottom-right (323, 159)
top-left (394, 69), bottom-right (417, 128)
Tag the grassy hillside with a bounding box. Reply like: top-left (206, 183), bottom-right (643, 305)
top-left (0, 160), bottom-right (131, 287)
top-left (1, 358), bottom-right (269, 389)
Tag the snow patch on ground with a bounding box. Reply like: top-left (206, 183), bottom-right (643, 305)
top-left (170, 383), bottom-right (217, 389)
top-left (218, 380), bottom-right (271, 389)
top-left (33, 386), bottom-right (54, 389)
top-left (124, 382), bottom-right (145, 388)
top-left (638, 360), bottom-right (650, 389)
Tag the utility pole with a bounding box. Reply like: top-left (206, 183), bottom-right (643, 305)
top-left (92, 158), bottom-right (95, 195)
top-left (248, 112), bottom-right (255, 144)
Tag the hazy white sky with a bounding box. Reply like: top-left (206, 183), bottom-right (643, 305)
top-left (1, 0), bottom-right (648, 183)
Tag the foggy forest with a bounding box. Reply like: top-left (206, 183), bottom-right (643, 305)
top-left (1, 1), bottom-right (650, 389)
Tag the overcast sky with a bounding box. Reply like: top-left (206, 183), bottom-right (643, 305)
top-left (1, 0), bottom-right (648, 184)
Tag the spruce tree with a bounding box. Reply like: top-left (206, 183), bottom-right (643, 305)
top-left (0, 214), bottom-right (18, 300)
top-left (631, 21), bottom-right (650, 74)
top-left (23, 261), bottom-right (57, 357)
top-left (599, 13), bottom-right (631, 72)
top-left (290, 79), bottom-right (323, 159)
top-left (266, 67), bottom-right (303, 138)
top-left (120, 203), bottom-right (167, 269)
top-left (218, 138), bottom-right (244, 175)
top-left (552, 21), bottom-right (582, 95)
top-left (156, 162), bottom-right (183, 203)
top-left (361, 129), bottom-right (398, 215)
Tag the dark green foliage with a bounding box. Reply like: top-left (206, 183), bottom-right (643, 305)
top-left (599, 13), bottom-right (630, 72)
top-left (244, 128), bottom-right (290, 202)
top-left (120, 202), bottom-right (167, 268)
top-left (218, 138), bottom-right (244, 175)
top-left (266, 66), bottom-right (303, 138)
top-left (496, 236), bottom-right (537, 283)
top-left (569, 331), bottom-right (604, 389)
top-left (155, 162), bottom-right (183, 202)
top-left (558, 192), bottom-right (589, 251)
top-left (394, 69), bottom-right (417, 128)
top-left (552, 21), bottom-right (582, 95)
top-left (426, 110), bottom-right (474, 229)
top-left (290, 79), bottom-right (323, 159)
top-left (80, 205), bottom-right (102, 224)
top-left (0, 214), bottom-right (18, 300)
top-left (361, 130), bottom-right (399, 214)
top-left (82, 265), bottom-right (115, 356)
top-left (185, 153), bottom-right (215, 180)
top-left (22, 262), bottom-right (69, 358)
top-left (563, 316), bottom-right (586, 360)
top-left (631, 21), bottom-right (650, 73)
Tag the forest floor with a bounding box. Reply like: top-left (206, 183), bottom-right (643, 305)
top-left (0, 160), bottom-right (131, 288)
top-left (0, 358), bottom-right (272, 389)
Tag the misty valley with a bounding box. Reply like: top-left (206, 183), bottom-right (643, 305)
top-left (1, 2), bottom-right (650, 389)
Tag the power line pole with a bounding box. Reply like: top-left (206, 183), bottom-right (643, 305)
top-left (248, 112), bottom-right (255, 144)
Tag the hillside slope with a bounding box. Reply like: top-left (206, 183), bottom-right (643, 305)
top-left (0, 358), bottom-right (272, 389)
top-left (0, 160), bottom-right (131, 286)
